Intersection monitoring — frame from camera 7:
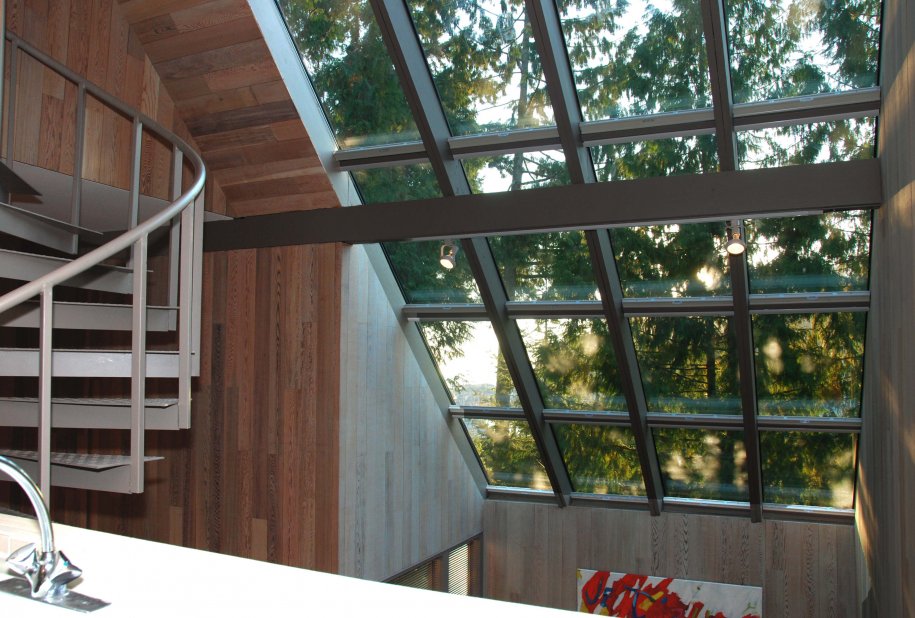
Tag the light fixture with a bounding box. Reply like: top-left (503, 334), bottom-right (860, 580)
top-left (439, 241), bottom-right (458, 269)
top-left (725, 220), bottom-right (746, 256)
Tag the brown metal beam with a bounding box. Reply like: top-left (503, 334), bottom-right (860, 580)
top-left (204, 158), bottom-right (881, 251)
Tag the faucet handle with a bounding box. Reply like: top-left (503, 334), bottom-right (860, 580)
top-left (7, 544), bottom-right (82, 599)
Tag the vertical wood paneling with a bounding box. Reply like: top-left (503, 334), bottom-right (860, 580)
top-left (857, 0), bottom-right (915, 615)
top-left (41, 241), bottom-right (342, 572)
top-left (484, 501), bottom-right (856, 617)
top-left (4, 0), bottom-right (180, 199)
top-left (338, 245), bottom-right (483, 582)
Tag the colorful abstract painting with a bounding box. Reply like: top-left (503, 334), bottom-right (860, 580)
top-left (576, 570), bottom-right (762, 617)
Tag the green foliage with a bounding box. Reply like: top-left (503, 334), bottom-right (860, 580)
top-left (277, 0), bottom-right (877, 505)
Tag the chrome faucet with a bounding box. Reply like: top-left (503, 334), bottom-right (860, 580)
top-left (0, 455), bottom-right (82, 599)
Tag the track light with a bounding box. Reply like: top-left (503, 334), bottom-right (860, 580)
top-left (439, 241), bottom-right (458, 270)
top-left (725, 220), bottom-right (746, 256)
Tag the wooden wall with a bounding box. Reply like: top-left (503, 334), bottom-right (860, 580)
top-left (116, 0), bottom-right (339, 217)
top-left (484, 501), bottom-right (859, 617)
top-left (857, 0), bottom-right (915, 614)
top-left (4, 0), bottom-right (183, 199)
top-left (39, 240), bottom-right (342, 572)
top-left (338, 245), bottom-right (483, 581)
top-left (1, 0), bottom-right (343, 574)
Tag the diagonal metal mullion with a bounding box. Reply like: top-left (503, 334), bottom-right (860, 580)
top-left (702, 0), bottom-right (764, 521)
top-left (369, 0), bottom-right (573, 506)
top-left (526, 0), bottom-right (665, 514)
top-left (701, 0), bottom-right (737, 168)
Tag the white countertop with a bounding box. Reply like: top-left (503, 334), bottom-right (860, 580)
top-left (0, 514), bottom-right (572, 616)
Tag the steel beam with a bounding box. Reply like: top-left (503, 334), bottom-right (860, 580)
top-left (541, 409), bottom-right (632, 426)
top-left (406, 291), bottom-right (871, 320)
top-left (203, 159), bottom-right (882, 250)
top-left (330, 87), bottom-right (877, 171)
top-left (370, 0), bottom-right (573, 506)
top-left (701, 0), bottom-right (765, 522)
top-left (581, 109), bottom-right (716, 146)
top-left (448, 406), bottom-right (527, 420)
top-left (701, 0), bottom-right (736, 167)
top-left (462, 237), bottom-right (574, 505)
top-left (528, 0), bottom-right (664, 515)
top-left (334, 141), bottom-right (428, 170)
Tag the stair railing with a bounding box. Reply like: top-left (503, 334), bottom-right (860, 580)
top-left (0, 30), bottom-right (206, 500)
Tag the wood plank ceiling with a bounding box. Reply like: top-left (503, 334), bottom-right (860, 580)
top-left (116, 0), bottom-right (340, 217)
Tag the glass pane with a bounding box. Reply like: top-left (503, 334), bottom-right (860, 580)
top-left (738, 117), bottom-right (876, 170)
top-left (761, 431), bottom-right (856, 508)
top-left (631, 317), bottom-right (741, 415)
top-left (489, 231), bottom-right (597, 301)
top-left (592, 135), bottom-right (719, 182)
top-left (353, 163), bottom-right (442, 204)
top-left (610, 222), bottom-right (730, 297)
top-left (727, 0), bottom-right (882, 104)
top-left (464, 150), bottom-right (570, 193)
top-left (518, 319), bottom-right (626, 411)
top-left (753, 313), bottom-right (865, 417)
top-left (654, 428), bottom-right (749, 501)
top-left (420, 321), bottom-right (519, 407)
top-left (746, 211), bottom-right (871, 294)
top-left (277, 0), bottom-right (419, 147)
top-left (553, 424), bottom-right (645, 496)
top-left (463, 418), bottom-right (552, 489)
top-left (557, 0), bottom-right (711, 121)
top-left (385, 241), bottom-right (481, 304)
top-left (409, 0), bottom-right (554, 135)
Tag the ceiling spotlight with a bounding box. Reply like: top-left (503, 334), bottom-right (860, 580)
top-left (439, 241), bottom-right (458, 270)
top-left (725, 220), bottom-right (746, 256)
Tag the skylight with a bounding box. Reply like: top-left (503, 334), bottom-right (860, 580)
top-left (274, 0), bottom-right (882, 520)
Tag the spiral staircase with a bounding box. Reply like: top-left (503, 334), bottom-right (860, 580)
top-left (0, 31), bottom-right (206, 504)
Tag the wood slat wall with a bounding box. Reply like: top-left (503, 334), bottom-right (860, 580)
top-left (1, 0), bottom-right (343, 574)
top-left (338, 245), bottom-right (483, 581)
top-left (116, 0), bottom-right (339, 217)
top-left (484, 501), bottom-right (859, 617)
top-left (857, 0), bottom-right (915, 614)
top-left (42, 238), bottom-right (342, 573)
top-left (3, 0), bottom-right (184, 200)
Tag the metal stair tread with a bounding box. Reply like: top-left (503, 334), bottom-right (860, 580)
top-left (0, 449), bottom-right (163, 471)
top-left (0, 248), bottom-right (134, 272)
top-left (0, 396), bottom-right (178, 407)
top-left (0, 347), bottom-right (180, 354)
top-left (4, 299), bottom-right (177, 311)
top-left (0, 200), bottom-right (102, 236)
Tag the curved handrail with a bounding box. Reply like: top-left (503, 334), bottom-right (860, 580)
top-left (0, 31), bottom-right (206, 313)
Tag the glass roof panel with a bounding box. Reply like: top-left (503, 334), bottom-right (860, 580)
top-left (518, 319), bottom-right (626, 411)
top-left (761, 431), bottom-right (856, 508)
top-left (489, 231), bottom-right (598, 301)
top-left (631, 317), bottom-right (741, 415)
top-left (654, 428), bottom-right (749, 501)
top-left (737, 117), bottom-right (876, 170)
top-left (277, 0), bottom-right (420, 147)
top-left (592, 135), bottom-right (719, 181)
top-left (553, 424), bottom-right (645, 495)
top-left (464, 149), bottom-right (570, 193)
top-left (420, 321), bottom-right (519, 406)
top-left (746, 211), bottom-right (871, 294)
top-left (353, 163), bottom-right (442, 203)
top-left (408, 0), bottom-right (554, 135)
top-left (753, 312), bottom-right (866, 417)
top-left (556, 0), bottom-right (711, 121)
top-left (385, 241), bottom-right (481, 303)
top-left (726, 0), bottom-right (882, 104)
top-left (610, 222), bottom-right (730, 297)
top-left (463, 418), bottom-right (552, 489)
